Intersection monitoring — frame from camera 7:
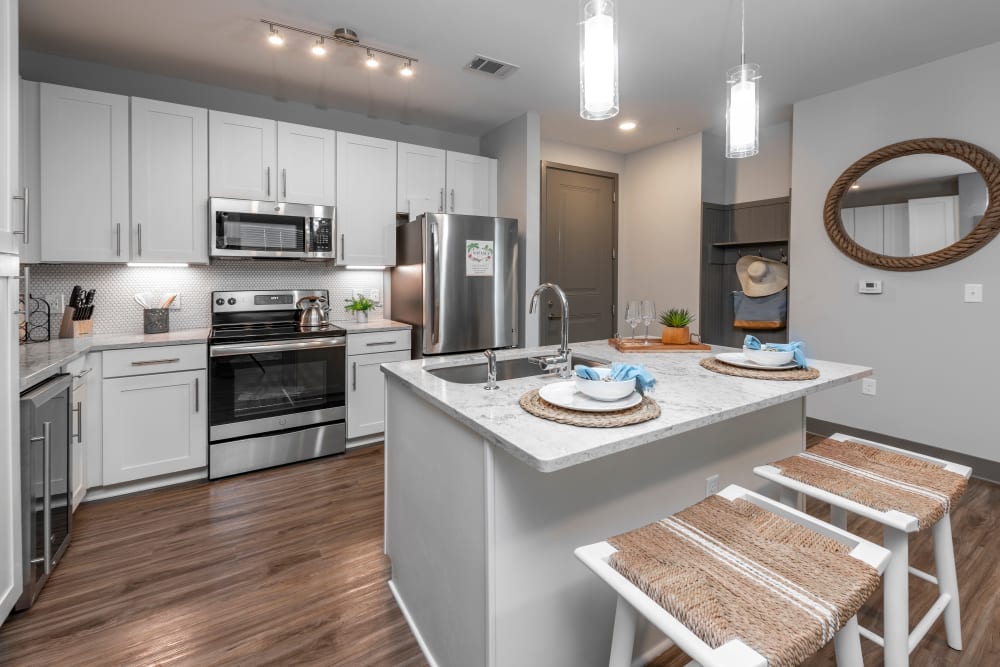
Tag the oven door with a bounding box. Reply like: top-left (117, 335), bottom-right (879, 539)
top-left (208, 337), bottom-right (346, 441)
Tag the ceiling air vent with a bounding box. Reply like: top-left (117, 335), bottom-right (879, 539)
top-left (465, 54), bottom-right (519, 79)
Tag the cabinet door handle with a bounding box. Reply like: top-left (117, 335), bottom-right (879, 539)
top-left (282, 168), bottom-right (287, 199)
top-left (73, 368), bottom-right (93, 380)
top-left (137, 223), bottom-right (142, 256)
top-left (340, 234), bottom-right (345, 260)
top-left (366, 341), bottom-right (395, 347)
top-left (439, 187), bottom-right (444, 213)
top-left (72, 401), bottom-right (83, 443)
top-left (130, 358), bottom-right (181, 366)
top-left (450, 188), bottom-right (455, 212)
top-left (12, 186), bottom-right (29, 245)
top-left (352, 361), bottom-right (357, 391)
top-left (29, 423), bottom-right (53, 574)
top-left (195, 377), bottom-right (199, 412)
top-left (116, 223), bottom-right (122, 256)
top-left (266, 166), bottom-right (271, 197)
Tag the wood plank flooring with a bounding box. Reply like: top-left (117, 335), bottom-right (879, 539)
top-left (0, 446), bottom-right (427, 666)
top-left (2, 437), bottom-right (997, 666)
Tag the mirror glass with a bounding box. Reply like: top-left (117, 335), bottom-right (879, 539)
top-left (839, 154), bottom-right (989, 257)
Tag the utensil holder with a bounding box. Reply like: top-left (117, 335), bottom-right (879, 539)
top-left (143, 308), bottom-right (170, 334)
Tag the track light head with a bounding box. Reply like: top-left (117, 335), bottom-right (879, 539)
top-left (267, 25), bottom-right (284, 46)
top-left (311, 38), bottom-right (326, 56)
top-left (365, 49), bottom-right (379, 68)
top-left (400, 60), bottom-right (414, 77)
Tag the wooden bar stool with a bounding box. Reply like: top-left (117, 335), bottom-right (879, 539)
top-left (754, 433), bottom-right (971, 667)
top-left (575, 485), bottom-right (890, 667)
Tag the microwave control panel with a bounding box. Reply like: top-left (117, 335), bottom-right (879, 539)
top-left (312, 219), bottom-right (333, 252)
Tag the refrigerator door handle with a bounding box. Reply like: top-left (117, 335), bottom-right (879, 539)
top-left (430, 221), bottom-right (440, 345)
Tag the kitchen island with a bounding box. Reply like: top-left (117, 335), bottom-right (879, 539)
top-left (381, 340), bottom-right (870, 667)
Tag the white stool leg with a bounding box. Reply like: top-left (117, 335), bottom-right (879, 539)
top-left (779, 486), bottom-right (799, 509)
top-left (882, 526), bottom-right (910, 667)
top-left (833, 616), bottom-right (864, 667)
top-left (932, 513), bottom-right (963, 650)
top-left (830, 505), bottom-right (848, 530)
top-left (609, 595), bottom-right (638, 667)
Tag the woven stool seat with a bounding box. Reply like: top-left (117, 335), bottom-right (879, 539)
top-left (770, 438), bottom-right (968, 530)
top-left (607, 494), bottom-right (881, 667)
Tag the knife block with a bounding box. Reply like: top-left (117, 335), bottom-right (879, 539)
top-left (58, 307), bottom-right (93, 339)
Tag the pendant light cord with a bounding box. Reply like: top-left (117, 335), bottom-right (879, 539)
top-left (740, 0), bottom-right (746, 66)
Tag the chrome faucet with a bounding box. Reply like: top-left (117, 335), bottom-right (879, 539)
top-left (484, 349), bottom-right (499, 391)
top-left (528, 283), bottom-right (573, 378)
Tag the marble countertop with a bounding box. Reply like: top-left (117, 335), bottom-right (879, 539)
top-left (381, 340), bottom-right (872, 473)
top-left (339, 319), bottom-right (412, 333)
top-left (20, 329), bottom-right (210, 391)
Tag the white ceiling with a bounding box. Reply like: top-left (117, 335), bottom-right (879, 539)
top-left (19, 0), bottom-right (1000, 154)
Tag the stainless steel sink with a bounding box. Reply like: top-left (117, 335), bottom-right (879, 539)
top-left (427, 354), bottom-right (608, 385)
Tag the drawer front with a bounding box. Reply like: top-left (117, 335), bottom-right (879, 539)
top-left (347, 329), bottom-right (411, 356)
top-left (103, 344), bottom-right (207, 378)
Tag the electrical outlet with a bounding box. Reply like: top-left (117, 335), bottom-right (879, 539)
top-left (46, 294), bottom-right (65, 311)
top-left (367, 288), bottom-right (380, 303)
top-left (705, 474), bottom-right (720, 497)
top-left (352, 289), bottom-right (362, 300)
top-left (169, 294), bottom-right (181, 310)
top-left (862, 378), bottom-right (877, 396)
top-left (964, 283), bottom-right (983, 303)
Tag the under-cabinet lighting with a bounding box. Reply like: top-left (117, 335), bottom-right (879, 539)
top-left (344, 266), bottom-right (388, 270)
top-left (127, 263), bottom-right (190, 268)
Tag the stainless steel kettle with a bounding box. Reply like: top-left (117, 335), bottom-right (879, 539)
top-left (296, 296), bottom-right (330, 329)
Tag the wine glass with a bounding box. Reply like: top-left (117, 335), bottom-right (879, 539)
top-left (640, 300), bottom-right (656, 345)
top-left (625, 301), bottom-right (640, 341)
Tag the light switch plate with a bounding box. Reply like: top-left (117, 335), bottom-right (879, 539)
top-left (964, 283), bottom-right (983, 303)
top-left (858, 279), bottom-right (883, 294)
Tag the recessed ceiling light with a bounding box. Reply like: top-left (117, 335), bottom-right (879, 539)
top-left (311, 38), bottom-right (326, 56)
top-left (267, 25), bottom-right (284, 46)
top-left (850, 183), bottom-right (861, 190)
top-left (365, 49), bottom-right (379, 68)
top-left (619, 121), bottom-right (637, 131)
top-left (400, 60), bottom-right (414, 77)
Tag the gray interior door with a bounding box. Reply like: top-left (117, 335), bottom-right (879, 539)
top-left (541, 165), bottom-right (616, 345)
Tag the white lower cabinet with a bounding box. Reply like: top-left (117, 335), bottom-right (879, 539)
top-left (347, 349), bottom-right (410, 439)
top-left (102, 367), bottom-right (207, 485)
top-left (66, 353), bottom-right (99, 511)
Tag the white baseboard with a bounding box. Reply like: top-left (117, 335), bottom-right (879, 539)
top-left (82, 469), bottom-right (207, 503)
top-left (347, 433), bottom-right (384, 449)
top-left (388, 579), bottom-right (440, 667)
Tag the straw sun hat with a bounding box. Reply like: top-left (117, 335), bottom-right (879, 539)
top-left (736, 255), bottom-right (789, 297)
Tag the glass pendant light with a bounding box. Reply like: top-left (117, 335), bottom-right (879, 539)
top-left (726, 0), bottom-right (760, 158)
top-left (579, 0), bottom-right (619, 120)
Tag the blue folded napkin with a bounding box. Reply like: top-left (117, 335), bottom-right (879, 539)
top-left (575, 363), bottom-right (657, 395)
top-left (744, 335), bottom-right (807, 368)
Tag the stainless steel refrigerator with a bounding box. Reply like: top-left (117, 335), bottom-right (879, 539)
top-left (392, 214), bottom-right (519, 356)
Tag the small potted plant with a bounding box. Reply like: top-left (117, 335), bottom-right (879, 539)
top-left (659, 308), bottom-right (695, 345)
top-left (345, 295), bottom-right (379, 323)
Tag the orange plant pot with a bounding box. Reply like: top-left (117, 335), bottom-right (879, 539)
top-left (660, 326), bottom-right (690, 345)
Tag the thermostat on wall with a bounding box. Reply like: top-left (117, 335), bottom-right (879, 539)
top-left (858, 279), bottom-right (883, 294)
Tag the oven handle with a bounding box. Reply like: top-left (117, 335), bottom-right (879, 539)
top-left (210, 337), bottom-right (347, 357)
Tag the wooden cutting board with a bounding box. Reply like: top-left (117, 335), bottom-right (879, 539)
top-left (608, 338), bottom-right (711, 353)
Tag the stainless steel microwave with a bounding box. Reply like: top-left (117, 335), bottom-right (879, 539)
top-left (210, 198), bottom-right (336, 260)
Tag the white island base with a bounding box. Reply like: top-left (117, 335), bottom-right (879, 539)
top-left (385, 379), bottom-right (807, 667)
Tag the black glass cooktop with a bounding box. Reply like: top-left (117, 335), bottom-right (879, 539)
top-left (210, 321), bottom-right (346, 344)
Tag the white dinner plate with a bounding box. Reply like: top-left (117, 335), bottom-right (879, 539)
top-left (715, 352), bottom-right (799, 371)
top-left (538, 382), bottom-right (643, 413)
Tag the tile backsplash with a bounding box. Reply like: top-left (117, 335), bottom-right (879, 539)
top-left (25, 262), bottom-right (386, 335)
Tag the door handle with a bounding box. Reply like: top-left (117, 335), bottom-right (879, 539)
top-left (12, 186), bottom-right (29, 245)
top-left (130, 358), bottom-right (181, 366)
top-left (266, 166), bottom-right (271, 198)
top-left (439, 187), bottom-right (444, 213)
top-left (116, 223), bottom-right (122, 256)
top-left (430, 222), bottom-right (440, 345)
top-left (365, 341), bottom-right (396, 347)
top-left (29, 422), bottom-right (54, 574)
top-left (195, 377), bottom-right (199, 412)
top-left (137, 223), bottom-right (142, 256)
top-left (282, 168), bottom-right (287, 199)
top-left (72, 401), bottom-right (83, 443)
top-left (449, 188), bottom-right (455, 212)
top-left (340, 234), bottom-right (345, 260)
top-left (352, 362), bottom-right (358, 391)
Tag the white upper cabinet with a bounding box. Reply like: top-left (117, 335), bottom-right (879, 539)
top-left (446, 152), bottom-right (497, 217)
top-left (336, 132), bottom-right (397, 266)
top-left (276, 121), bottom-right (336, 206)
top-left (208, 110), bottom-right (276, 201)
top-left (397, 143), bottom-right (446, 216)
top-left (131, 97), bottom-right (208, 264)
top-left (40, 83), bottom-right (130, 263)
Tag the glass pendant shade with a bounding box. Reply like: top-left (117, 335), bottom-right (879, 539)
top-left (579, 0), bottom-right (619, 120)
top-left (725, 63), bottom-right (760, 158)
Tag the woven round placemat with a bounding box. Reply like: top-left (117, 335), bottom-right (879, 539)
top-left (700, 357), bottom-right (820, 381)
top-left (519, 389), bottom-right (661, 427)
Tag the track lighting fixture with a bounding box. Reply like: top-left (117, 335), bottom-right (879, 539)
top-left (260, 19), bottom-right (418, 76)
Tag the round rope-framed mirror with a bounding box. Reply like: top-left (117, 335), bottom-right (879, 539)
top-left (824, 138), bottom-right (1000, 270)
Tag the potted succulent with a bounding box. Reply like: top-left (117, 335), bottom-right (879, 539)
top-left (659, 308), bottom-right (695, 345)
top-left (345, 295), bottom-right (380, 323)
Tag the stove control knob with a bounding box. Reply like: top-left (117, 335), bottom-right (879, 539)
top-left (215, 298), bottom-right (225, 306)
top-left (227, 298), bottom-right (237, 305)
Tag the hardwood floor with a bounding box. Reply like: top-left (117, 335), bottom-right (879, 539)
top-left (2, 438), bottom-right (997, 666)
top-left (0, 446), bottom-right (427, 666)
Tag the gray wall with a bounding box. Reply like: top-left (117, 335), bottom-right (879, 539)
top-left (20, 50), bottom-right (480, 153)
top-left (481, 112), bottom-right (541, 347)
top-left (791, 41), bottom-right (1000, 462)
